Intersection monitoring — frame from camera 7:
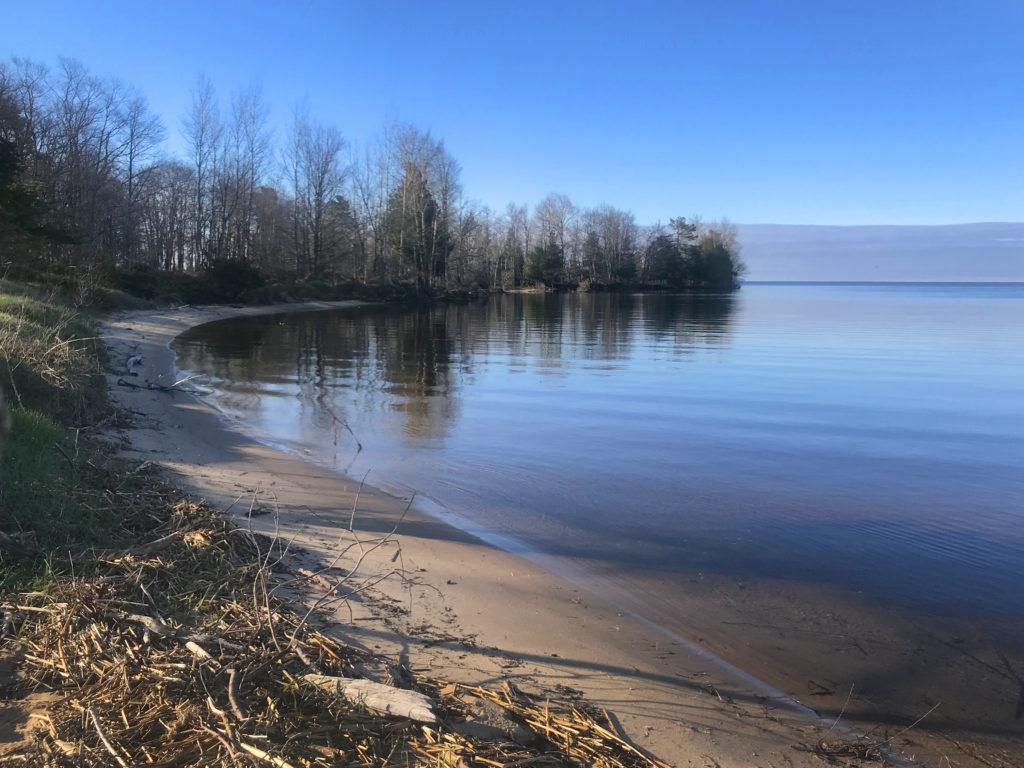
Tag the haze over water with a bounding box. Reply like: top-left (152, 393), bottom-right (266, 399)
top-left (175, 284), bottom-right (1024, 626)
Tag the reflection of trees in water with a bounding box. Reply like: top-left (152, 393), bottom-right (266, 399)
top-left (285, 309), bottom-right (463, 441)
top-left (175, 318), bottom-right (285, 411)
top-left (177, 307), bottom-right (463, 441)
top-left (175, 292), bottom-right (737, 444)
top-left (572, 293), bottom-right (638, 361)
top-left (516, 294), bottom-right (567, 363)
top-left (489, 292), bottom-right (735, 361)
top-left (492, 293), bottom-right (638, 363)
top-left (375, 306), bottom-right (461, 439)
top-left (640, 292), bottom-right (736, 350)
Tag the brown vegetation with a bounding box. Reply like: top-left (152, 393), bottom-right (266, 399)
top-left (2, 485), bottom-right (668, 767)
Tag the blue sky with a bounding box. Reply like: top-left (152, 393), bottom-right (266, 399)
top-left (6, 1), bottom-right (1024, 225)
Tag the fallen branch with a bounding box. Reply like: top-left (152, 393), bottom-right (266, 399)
top-left (303, 673), bottom-right (437, 723)
top-left (87, 706), bottom-right (129, 768)
top-left (238, 739), bottom-right (298, 768)
top-left (116, 373), bottom-right (197, 393)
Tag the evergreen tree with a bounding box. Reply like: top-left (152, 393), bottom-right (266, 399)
top-left (525, 240), bottom-right (564, 285)
top-left (645, 234), bottom-right (683, 284)
top-left (385, 163), bottom-right (449, 294)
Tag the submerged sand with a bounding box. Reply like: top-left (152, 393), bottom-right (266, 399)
top-left (101, 301), bottom-right (1022, 768)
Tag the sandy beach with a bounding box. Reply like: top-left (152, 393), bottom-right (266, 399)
top-left (100, 301), bottom-right (1021, 768)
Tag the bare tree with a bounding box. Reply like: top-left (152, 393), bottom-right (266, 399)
top-left (139, 160), bottom-right (193, 269)
top-left (228, 84), bottom-right (271, 263)
top-left (532, 193), bottom-right (577, 278)
top-left (287, 110), bottom-right (347, 277)
top-left (182, 75), bottom-right (221, 266)
top-left (350, 132), bottom-right (397, 280)
top-left (118, 90), bottom-right (164, 262)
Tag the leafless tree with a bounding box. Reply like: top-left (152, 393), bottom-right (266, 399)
top-left (119, 91), bottom-right (164, 262)
top-left (287, 110), bottom-right (347, 277)
top-left (182, 75), bottom-right (221, 266)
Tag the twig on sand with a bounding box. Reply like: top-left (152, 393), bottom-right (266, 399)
top-left (116, 373), bottom-right (197, 393)
top-left (288, 492), bottom-right (415, 649)
top-left (824, 684), bottom-right (854, 736)
top-left (876, 700), bottom-right (942, 749)
top-left (812, 696), bottom-right (941, 763)
top-left (88, 706), bottom-right (129, 768)
top-left (225, 667), bottom-right (247, 721)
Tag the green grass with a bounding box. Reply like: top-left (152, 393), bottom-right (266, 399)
top-left (2, 410), bottom-right (107, 533)
top-left (0, 410), bottom-right (113, 589)
top-left (0, 280), bottom-right (95, 344)
top-left (0, 281), bottom-right (112, 588)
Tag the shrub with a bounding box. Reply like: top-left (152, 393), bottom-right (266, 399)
top-left (115, 260), bottom-right (268, 305)
top-left (203, 258), bottom-right (265, 302)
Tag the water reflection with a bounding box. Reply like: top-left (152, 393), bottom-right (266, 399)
top-left (174, 284), bottom-right (1024, 622)
top-left (177, 292), bottom-right (738, 442)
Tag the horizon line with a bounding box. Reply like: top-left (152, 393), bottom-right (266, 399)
top-left (742, 279), bottom-right (1024, 285)
top-left (737, 220), bottom-right (1024, 228)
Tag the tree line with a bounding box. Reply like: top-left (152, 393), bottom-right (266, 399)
top-left (0, 56), bottom-right (744, 295)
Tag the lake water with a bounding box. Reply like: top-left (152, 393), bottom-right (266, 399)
top-left (174, 284), bottom-right (1024, 629)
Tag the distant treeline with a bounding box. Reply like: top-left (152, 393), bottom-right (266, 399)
top-left (0, 56), bottom-right (744, 297)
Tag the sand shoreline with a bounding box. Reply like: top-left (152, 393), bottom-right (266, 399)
top-left (100, 300), bottom-right (1021, 768)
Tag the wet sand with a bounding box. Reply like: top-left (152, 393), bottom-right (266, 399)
top-left (101, 302), bottom-right (1022, 767)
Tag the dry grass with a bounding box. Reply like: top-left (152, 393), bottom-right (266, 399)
top-left (0, 480), bottom-right (668, 768)
top-left (0, 282), bottom-right (103, 422)
top-left (419, 682), bottom-right (672, 768)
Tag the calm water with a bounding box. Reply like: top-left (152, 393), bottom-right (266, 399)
top-left (175, 284), bottom-right (1024, 621)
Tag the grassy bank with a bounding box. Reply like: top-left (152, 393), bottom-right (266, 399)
top-left (0, 282), bottom-right (666, 767)
top-left (0, 281), bottom-right (116, 589)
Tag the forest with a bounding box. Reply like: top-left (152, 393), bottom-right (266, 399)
top-left (0, 57), bottom-right (744, 299)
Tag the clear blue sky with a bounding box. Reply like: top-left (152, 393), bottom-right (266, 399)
top-left (7, 1), bottom-right (1024, 225)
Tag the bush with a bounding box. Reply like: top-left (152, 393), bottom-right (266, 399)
top-left (204, 258), bottom-right (265, 302)
top-left (111, 265), bottom-right (431, 307)
top-left (115, 264), bottom-right (204, 304)
top-left (115, 260), bottom-right (267, 305)
top-left (90, 287), bottom-right (155, 312)
top-left (290, 278), bottom-right (332, 300)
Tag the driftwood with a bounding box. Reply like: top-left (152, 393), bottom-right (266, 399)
top-left (116, 373), bottom-right (197, 393)
top-left (302, 673), bottom-right (437, 723)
